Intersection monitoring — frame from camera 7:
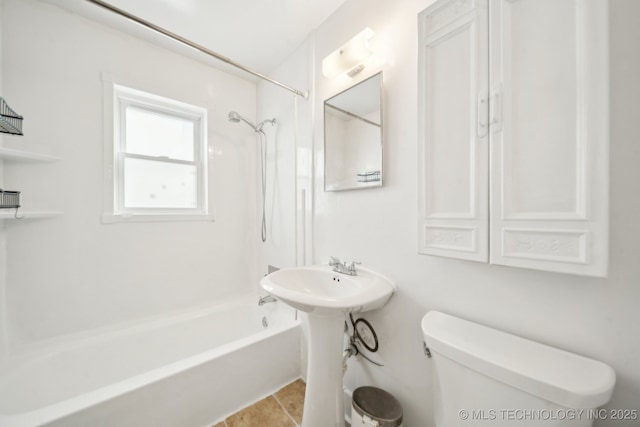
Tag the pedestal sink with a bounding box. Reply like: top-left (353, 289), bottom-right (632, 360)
top-left (260, 264), bottom-right (396, 427)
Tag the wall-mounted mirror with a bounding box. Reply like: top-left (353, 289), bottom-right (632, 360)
top-left (324, 72), bottom-right (382, 191)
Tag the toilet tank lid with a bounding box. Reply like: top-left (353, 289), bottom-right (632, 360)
top-left (421, 311), bottom-right (616, 409)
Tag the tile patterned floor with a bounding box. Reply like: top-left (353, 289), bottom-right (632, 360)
top-left (212, 379), bottom-right (306, 427)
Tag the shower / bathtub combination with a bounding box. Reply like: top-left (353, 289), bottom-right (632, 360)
top-left (0, 295), bottom-right (300, 427)
top-left (0, 3), bottom-right (304, 427)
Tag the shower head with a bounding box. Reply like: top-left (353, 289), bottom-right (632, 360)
top-left (227, 111), bottom-right (276, 243)
top-left (227, 111), bottom-right (242, 123)
top-left (228, 111), bottom-right (258, 131)
top-left (228, 111), bottom-right (276, 133)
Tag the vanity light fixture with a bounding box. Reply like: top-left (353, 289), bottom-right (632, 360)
top-left (322, 28), bottom-right (376, 79)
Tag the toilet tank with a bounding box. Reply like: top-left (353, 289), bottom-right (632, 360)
top-left (421, 311), bottom-right (616, 427)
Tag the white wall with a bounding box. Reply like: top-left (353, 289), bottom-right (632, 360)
top-left (0, 0), bottom-right (259, 347)
top-left (312, 0), bottom-right (640, 426)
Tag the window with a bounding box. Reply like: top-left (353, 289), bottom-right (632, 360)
top-left (103, 82), bottom-right (210, 222)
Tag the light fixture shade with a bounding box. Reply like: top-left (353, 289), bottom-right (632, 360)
top-left (322, 28), bottom-right (375, 79)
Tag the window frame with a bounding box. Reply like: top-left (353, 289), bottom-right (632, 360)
top-left (102, 78), bottom-right (212, 223)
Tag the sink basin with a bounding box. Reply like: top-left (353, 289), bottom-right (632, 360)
top-left (260, 264), bottom-right (396, 427)
top-left (260, 264), bottom-right (396, 314)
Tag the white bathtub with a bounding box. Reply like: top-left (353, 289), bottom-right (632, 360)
top-left (0, 294), bottom-right (301, 427)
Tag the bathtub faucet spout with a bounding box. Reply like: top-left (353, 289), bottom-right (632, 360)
top-left (258, 295), bottom-right (277, 306)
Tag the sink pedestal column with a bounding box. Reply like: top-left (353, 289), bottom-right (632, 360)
top-left (301, 312), bottom-right (345, 427)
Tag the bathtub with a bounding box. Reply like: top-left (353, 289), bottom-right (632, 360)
top-left (0, 294), bottom-right (301, 427)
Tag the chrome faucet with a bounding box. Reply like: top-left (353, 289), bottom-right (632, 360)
top-left (258, 295), bottom-right (277, 306)
top-left (329, 256), bottom-right (361, 276)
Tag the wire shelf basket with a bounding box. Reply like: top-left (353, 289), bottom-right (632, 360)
top-left (0, 189), bottom-right (21, 209)
top-left (0, 97), bottom-right (24, 135)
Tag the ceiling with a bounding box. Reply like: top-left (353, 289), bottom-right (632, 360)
top-left (41, 0), bottom-right (347, 79)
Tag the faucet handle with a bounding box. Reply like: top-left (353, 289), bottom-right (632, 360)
top-left (329, 256), bottom-right (342, 266)
top-left (346, 261), bottom-right (361, 272)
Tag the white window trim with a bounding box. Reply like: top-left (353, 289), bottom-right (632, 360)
top-left (102, 75), bottom-right (213, 223)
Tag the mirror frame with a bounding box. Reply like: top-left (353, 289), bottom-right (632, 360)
top-left (323, 71), bottom-right (383, 192)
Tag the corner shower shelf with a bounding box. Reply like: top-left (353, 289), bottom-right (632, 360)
top-left (0, 147), bottom-right (62, 220)
top-left (0, 147), bottom-right (60, 162)
top-left (0, 210), bottom-right (63, 219)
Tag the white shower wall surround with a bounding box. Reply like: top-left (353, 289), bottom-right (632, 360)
top-left (0, 295), bottom-right (300, 427)
top-left (1, 0), bottom-right (260, 345)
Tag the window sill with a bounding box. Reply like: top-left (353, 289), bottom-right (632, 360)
top-left (102, 212), bottom-right (214, 224)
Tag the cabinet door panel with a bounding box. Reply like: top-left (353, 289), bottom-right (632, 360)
top-left (426, 25), bottom-right (474, 217)
top-left (418, 0), bottom-right (489, 261)
top-left (489, 0), bottom-right (608, 276)
top-left (501, 0), bottom-right (582, 218)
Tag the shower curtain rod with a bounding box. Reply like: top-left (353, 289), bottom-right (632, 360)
top-left (85, 0), bottom-right (309, 99)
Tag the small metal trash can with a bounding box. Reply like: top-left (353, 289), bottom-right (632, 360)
top-left (351, 386), bottom-right (403, 427)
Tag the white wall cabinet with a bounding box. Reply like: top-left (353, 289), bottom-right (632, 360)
top-left (418, 0), bottom-right (609, 277)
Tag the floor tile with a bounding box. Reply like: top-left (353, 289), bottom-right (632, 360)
top-left (274, 379), bottom-right (306, 425)
top-left (226, 396), bottom-right (296, 427)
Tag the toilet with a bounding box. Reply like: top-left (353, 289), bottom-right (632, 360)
top-left (421, 311), bottom-right (616, 427)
